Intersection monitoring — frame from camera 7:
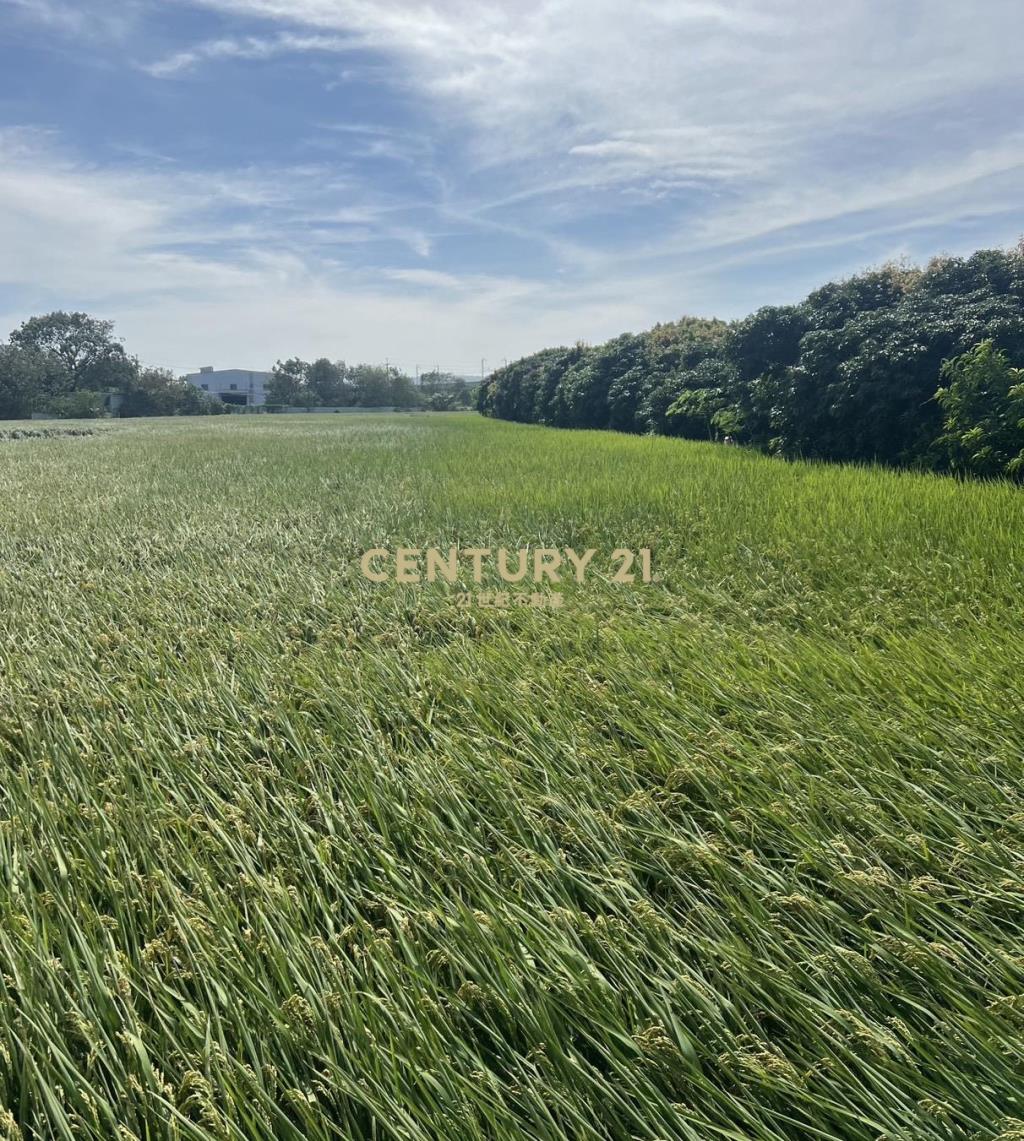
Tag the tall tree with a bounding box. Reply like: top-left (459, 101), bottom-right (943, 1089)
top-left (419, 370), bottom-right (458, 395)
top-left (307, 359), bottom-right (351, 406)
top-left (348, 364), bottom-right (393, 407)
top-left (389, 372), bottom-right (420, 408)
top-left (9, 311), bottom-right (136, 394)
top-left (267, 358), bottom-right (312, 407)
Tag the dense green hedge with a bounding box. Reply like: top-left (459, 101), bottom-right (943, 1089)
top-left (478, 245), bottom-right (1024, 478)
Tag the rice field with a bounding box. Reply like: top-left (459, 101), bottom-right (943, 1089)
top-left (1, 412), bottom-right (1023, 1141)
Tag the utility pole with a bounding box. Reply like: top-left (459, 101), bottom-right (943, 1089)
top-left (481, 358), bottom-right (486, 380)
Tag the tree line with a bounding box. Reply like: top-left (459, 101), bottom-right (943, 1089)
top-left (0, 312), bottom-right (226, 419)
top-left (477, 244), bottom-right (1024, 480)
top-left (266, 358), bottom-right (474, 410)
top-left (0, 312), bottom-right (477, 419)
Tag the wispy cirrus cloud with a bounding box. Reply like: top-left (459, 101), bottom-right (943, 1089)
top-left (141, 30), bottom-right (360, 77)
top-left (150, 0), bottom-right (1024, 294)
top-left (2, 1), bottom-right (1023, 372)
top-left (171, 1), bottom-right (1023, 180)
top-left (309, 121), bottom-right (435, 166)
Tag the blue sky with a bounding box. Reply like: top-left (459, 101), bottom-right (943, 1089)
top-left (1, 0), bottom-right (1022, 376)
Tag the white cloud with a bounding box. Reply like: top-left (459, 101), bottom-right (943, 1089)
top-left (158, 0), bottom-right (1024, 274)
top-left (0, 128), bottom-right (659, 372)
top-left (382, 267), bottom-right (474, 290)
top-left (142, 31), bottom-right (359, 77)
top-left (3, 1), bottom-right (1024, 369)
top-left (570, 141), bottom-right (658, 161)
top-left (687, 135), bottom-right (1024, 254)
top-left (173, 0), bottom-right (1023, 182)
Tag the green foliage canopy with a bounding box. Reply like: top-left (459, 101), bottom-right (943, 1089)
top-left (479, 244), bottom-right (1024, 478)
top-left (935, 340), bottom-right (1024, 479)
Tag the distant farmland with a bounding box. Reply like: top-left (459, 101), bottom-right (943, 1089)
top-left (1, 413), bottom-right (1022, 1140)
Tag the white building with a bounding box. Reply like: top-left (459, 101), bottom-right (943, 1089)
top-left (185, 367), bottom-right (272, 407)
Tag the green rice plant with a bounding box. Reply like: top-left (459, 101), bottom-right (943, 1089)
top-left (0, 414), bottom-right (1021, 1140)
